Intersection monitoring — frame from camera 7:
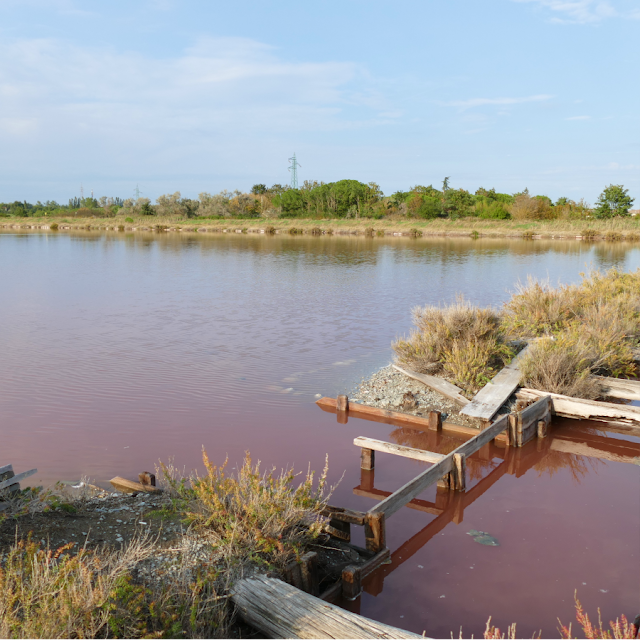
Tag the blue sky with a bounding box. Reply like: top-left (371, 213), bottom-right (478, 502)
top-left (0, 0), bottom-right (638, 204)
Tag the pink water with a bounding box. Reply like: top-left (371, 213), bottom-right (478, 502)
top-left (1, 231), bottom-right (638, 637)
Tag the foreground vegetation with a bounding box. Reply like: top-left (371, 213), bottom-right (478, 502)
top-left (0, 451), bottom-right (329, 638)
top-left (393, 269), bottom-right (640, 398)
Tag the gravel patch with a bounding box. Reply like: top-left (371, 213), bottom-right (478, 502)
top-left (349, 364), bottom-right (481, 429)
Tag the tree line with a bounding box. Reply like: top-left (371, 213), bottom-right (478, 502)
top-left (0, 181), bottom-right (634, 220)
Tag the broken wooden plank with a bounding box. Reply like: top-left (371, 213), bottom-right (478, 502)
top-left (369, 413), bottom-right (510, 519)
top-left (595, 376), bottom-right (640, 401)
top-left (518, 388), bottom-right (640, 434)
top-left (460, 345), bottom-right (531, 421)
top-left (320, 505), bottom-right (366, 525)
top-left (392, 364), bottom-right (469, 406)
top-left (517, 395), bottom-right (552, 446)
top-left (109, 476), bottom-right (162, 494)
top-left (353, 486), bottom-right (442, 515)
top-left (232, 575), bottom-right (423, 638)
top-left (0, 469), bottom-right (37, 492)
top-left (353, 437), bottom-right (445, 465)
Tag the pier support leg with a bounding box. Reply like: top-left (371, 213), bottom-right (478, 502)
top-left (428, 410), bottom-right (442, 431)
top-left (337, 394), bottom-right (349, 412)
top-left (341, 565), bottom-right (362, 600)
top-left (360, 448), bottom-right (375, 471)
top-left (452, 453), bottom-right (466, 491)
top-left (364, 512), bottom-right (386, 553)
top-left (300, 552), bottom-right (319, 596)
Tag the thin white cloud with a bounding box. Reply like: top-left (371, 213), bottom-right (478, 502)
top-left (446, 95), bottom-right (553, 110)
top-left (511, 0), bottom-right (639, 24)
top-left (566, 115), bottom-right (591, 120)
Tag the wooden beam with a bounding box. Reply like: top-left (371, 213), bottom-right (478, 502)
top-left (0, 468), bottom-right (37, 492)
top-left (595, 376), bottom-right (640, 401)
top-left (353, 436), bottom-right (445, 464)
top-left (460, 345), bottom-right (531, 421)
top-left (516, 395), bottom-right (552, 446)
top-left (392, 364), bottom-right (469, 406)
top-left (320, 505), bottom-right (366, 525)
top-left (109, 476), bottom-right (162, 494)
top-left (239, 574), bottom-right (419, 640)
top-left (368, 413), bottom-right (509, 518)
top-left (316, 396), bottom-right (509, 443)
top-left (353, 486), bottom-right (442, 515)
top-left (518, 388), bottom-right (640, 433)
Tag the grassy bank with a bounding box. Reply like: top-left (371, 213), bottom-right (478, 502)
top-left (4, 214), bottom-right (640, 240)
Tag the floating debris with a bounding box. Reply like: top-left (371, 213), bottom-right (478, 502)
top-left (467, 529), bottom-right (500, 546)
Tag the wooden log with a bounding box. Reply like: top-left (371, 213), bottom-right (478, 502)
top-left (452, 453), bottom-right (466, 491)
top-left (360, 448), bottom-right (375, 471)
top-left (232, 575), bottom-right (422, 638)
top-left (337, 394), bottom-right (349, 412)
top-left (353, 437), bottom-right (445, 465)
top-left (460, 345), bottom-right (531, 421)
top-left (428, 410), bottom-right (442, 431)
top-left (595, 376), bottom-right (640, 401)
top-left (364, 512), bottom-right (386, 553)
top-left (138, 471), bottom-right (156, 487)
top-left (392, 364), bottom-right (469, 406)
top-left (0, 468), bottom-right (37, 492)
top-left (341, 565), bottom-right (362, 600)
top-left (109, 476), bottom-right (162, 494)
top-left (518, 388), bottom-right (640, 433)
top-left (300, 552), bottom-right (319, 596)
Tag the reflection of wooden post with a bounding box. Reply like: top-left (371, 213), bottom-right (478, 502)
top-left (435, 483), bottom-right (451, 509)
top-left (452, 453), bottom-right (466, 491)
top-left (341, 565), bottom-right (362, 600)
top-left (361, 448), bottom-right (375, 471)
top-left (452, 492), bottom-right (465, 525)
top-left (337, 395), bottom-right (349, 412)
top-left (360, 468), bottom-right (375, 492)
top-left (537, 419), bottom-right (548, 439)
top-left (364, 512), bottom-right (386, 553)
top-left (337, 412), bottom-right (348, 424)
top-left (428, 410), bottom-right (442, 430)
top-left (508, 414), bottom-right (517, 447)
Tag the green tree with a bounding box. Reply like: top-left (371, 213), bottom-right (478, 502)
top-left (251, 184), bottom-right (267, 195)
top-left (593, 184), bottom-right (635, 218)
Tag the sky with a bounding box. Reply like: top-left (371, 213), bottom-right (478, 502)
top-left (0, 0), bottom-right (638, 204)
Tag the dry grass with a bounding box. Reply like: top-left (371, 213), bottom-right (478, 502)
top-left (393, 297), bottom-right (512, 393)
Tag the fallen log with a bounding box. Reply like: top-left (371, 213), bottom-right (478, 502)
top-left (109, 476), bottom-right (162, 494)
top-left (232, 575), bottom-right (422, 638)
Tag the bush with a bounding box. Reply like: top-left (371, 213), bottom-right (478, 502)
top-left (49, 223), bottom-right (58, 231)
top-left (125, 217), bottom-right (134, 223)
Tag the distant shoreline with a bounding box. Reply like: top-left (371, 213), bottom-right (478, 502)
top-left (2, 215), bottom-right (640, 241)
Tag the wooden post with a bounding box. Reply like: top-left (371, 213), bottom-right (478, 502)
top-left (452, 453), bottom-right (466, 491)
top-left (336, 395), bottom-right (349, 412)
top-left (360, 468), bottom-right (375, 492)
top-left (537, 419), bottom-right (548, 439)
top-left (428, 410), bottom-right (442, 431)
top-left (284, 560), bottom-right (303, 589)
top-left (341, 565), bottom-right (362, 600)
top-left (437, 473), bottom-right (451, 490)
top-left (300, 552), bottom-right (319, 596)
top-left (360, 448), bottom-right (375, 471)
top-left (508, 413), bottom-right (517, 447)
top-left (364, 512), bottom-right (386, 553)
top-left (138, 471), bottom-right (156, 487)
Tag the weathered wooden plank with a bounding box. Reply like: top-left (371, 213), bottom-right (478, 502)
top-left (517, 395), bottom-right (552, 446)
top-left (518, 388), bottom-right (640, 431)
top-left (320, 505), bottom-right (366, 525)
top-left (109, 476), bottom-right (162, 494)
top-left (392, 364), bottom-right (469, 406)
top-left (232, 575), bottom-right (423, 638)
top-left (0, 464), bottom-right (14, 478)
top-left (353, 437), bottom-right (445, 464)
top-left (368, 413), bottom-right (510, 518)
top-left (0, 469), bottom-right (36, 492)
top-left (316, 396), bottom-right (510, 442)
top-left (460, 346), bottom-right (531, 421)
top-left (550, 439), bottom-right (640, 465)
top-left (595, 376), bottom-right (640, 401)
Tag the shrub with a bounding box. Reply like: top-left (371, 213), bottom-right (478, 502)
top-left (125, 217), bottom-right (134, 223)
top-left (605, 231), bottom-right (622, 242)
top-left (364, 227), bottom-right (374, 236)
top-left (501, 278), bottom-right (578, 338)
top-left (581, 228), bottom-right (597, 240)
top-left (264, 225), bottom-right (275, 234)
top-left (49, 223), bottom-right (58, 231)
top-left (310, 227), bottom-right (322, 235)
top-left (409, 228), bottom-right (422, 237)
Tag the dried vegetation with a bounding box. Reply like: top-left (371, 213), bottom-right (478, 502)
top-left (393, 269), bottom-right (640, 398)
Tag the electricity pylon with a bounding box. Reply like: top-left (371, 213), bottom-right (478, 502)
top-left (288, 153), bottom-right (300, 189)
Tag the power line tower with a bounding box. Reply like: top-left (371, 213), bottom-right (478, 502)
top-left (288, 153), bottom-right (300, 189)
top-left (80, 183), bottom-right (84, 201)
top-left (134, 184), bottom-right (142, 199)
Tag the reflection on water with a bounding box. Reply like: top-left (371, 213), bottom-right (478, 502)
top-left (1, 231), bottom-right (639, 637)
